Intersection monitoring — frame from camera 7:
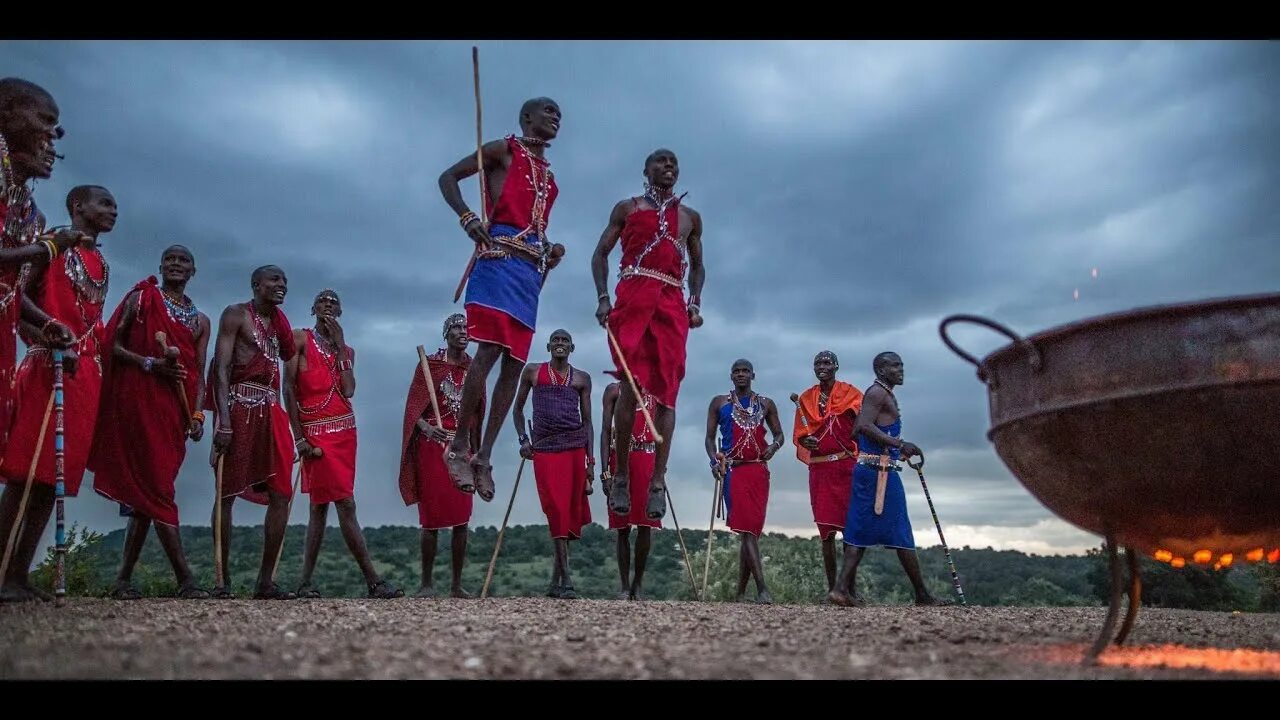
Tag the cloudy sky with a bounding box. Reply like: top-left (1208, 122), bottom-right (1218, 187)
top-left (5, 40), bottom-right (1276, 556)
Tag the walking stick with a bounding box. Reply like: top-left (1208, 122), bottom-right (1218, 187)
top-left (213, 454), bottom-right (225, 589)
top-left (52, 349), bottom-right (67, 607)
top-left (415, 346), bottom-right (444, 429)
top-left (700, 453), bottom-right (725, 600)
top-left (605, 325), bottom-right (662, 444)
top-left (480, 457), bottom-right (525, 598)
top-left (270, 458), bottom-right (312, 584)
top-left (452, 46), bottom-right (487, 303)
top-left (0, 389), bottom-right (55, 588)
top-left (906, 456), bottom-right (967, 606)
top-left (155, 332), bottom-right (192, 439)
top-left (665, 486), bottom-right (699, 599)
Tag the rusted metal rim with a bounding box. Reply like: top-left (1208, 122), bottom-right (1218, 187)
top-left (986, 376), bottom-right (1280, 437)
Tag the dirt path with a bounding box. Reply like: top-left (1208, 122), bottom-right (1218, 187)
top-left (2, 599), bottom-right (1277, 679)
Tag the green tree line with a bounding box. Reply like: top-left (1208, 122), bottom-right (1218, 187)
top-left (36, 523), bottom-right (1280, 611)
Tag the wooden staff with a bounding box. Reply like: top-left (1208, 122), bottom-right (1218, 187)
top-left (213, 454), bottom-right (225, 589)
top-left (452, 45), bottom-right (487, 303)
top-left (155, 332), bottom-right (192, 439)
top-left (415, 345), bottom-right (444, 429)
top-left (665, 486), bottom-right (698, 599)
top-left (700, 452), bottom-right (727, 600)
top-left (270, 458), bottom-right (314, 584)
top-left (52, 349), bottom-right (66, 606)
top-left (605, 325), bottom-right (662, 444)
top-left (480, 457), bottom-right (525, 599)
top-left (0, 389), bottom-right (55, 586)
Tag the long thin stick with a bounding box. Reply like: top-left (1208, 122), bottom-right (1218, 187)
top-left (452, 46), bottom-right (487, 304)
top-left (0, 389), bottom-right (55, 587)
top-left (52, 349), bottom-right (66, 607)
top-left (907, 458), bottom-right (967, 606)
top-left (606, 325), bottom-right (662, 444)
top-left (213, 455), bottom-right (225, 588)
top-left (480, 457), bottom-right (525, 598)
top-left (700, 460), bottom-right (724, 600)
top-left (415, 345), bottom-right (444, 428)
top-left (270, 461), bottom-right (306, 584)
top-left (156, 332), bottom-right (192, 438)
top-left (666, 486), bottom-right (698, 599)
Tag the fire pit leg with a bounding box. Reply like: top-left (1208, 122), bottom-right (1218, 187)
top-left (1084, 535), bottom-right (1124, 666)
top-left (1114, 547), bottom-right (1142, 645)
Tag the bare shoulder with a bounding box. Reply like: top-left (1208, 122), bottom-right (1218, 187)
top-left (862, 384), bottom-right (887, 404)
top-left (217, 303), bottom-right (246, 327)
top-left (709, 393), bottom-right (729, 412)
top-left (292, 328), bottom-right (309, 347)
top-left (573, 367), bottom-right (592, 389)
top-left (522, 362), bottom-right (542, 381)
top-left (613, 197), bottom-right (636, 220)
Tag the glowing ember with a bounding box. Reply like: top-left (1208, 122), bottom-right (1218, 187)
top-left (1213, 562), bottom-right (1222, 571)
top-left (1154, 549), bottom-right (1173, 562)
top-left (1219, 553), bottom-right (1234, 568)
top-left (1269, 549), bottom-right (1280, 564)
top-left (1027, 644), bottom-right (1280, 678)
top-left (1194, 549), bottom-right (1212, 564)
top-left (1246, 548), bottom-right (1264, 563)
top-left (1171, 557), bottom-right (1186, 568)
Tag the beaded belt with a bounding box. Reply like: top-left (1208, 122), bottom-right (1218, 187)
top-left (619, 265), bottom-right (683, 288)
top-left (858, 455), bottom-right (902, 473)
top-left (478, 234), bottom-right (547, 270)
top-left (630, 440), bottom-right (656, 453)
top-left (302, 413), bottom-right (355, 436)
top-left (230, 381), bottom-right (277, 408)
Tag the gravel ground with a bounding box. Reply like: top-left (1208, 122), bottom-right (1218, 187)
top-left (2, 599), bottom-right (1278, 679)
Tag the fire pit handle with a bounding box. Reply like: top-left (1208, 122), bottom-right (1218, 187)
top-left (939, 314), bottom-right (1042, 384)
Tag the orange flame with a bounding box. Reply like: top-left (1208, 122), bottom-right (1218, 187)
top-left (1171, 557), bottom-right (1186, 568)
top-left (1246, 548), bottom-right (1264, 563)
top-left (1154, 550), bottom-right (1173, 563)
top-left (1219, 553), bottom-right (1234, 568)
top-left (1193, 550), bottom-right (1212, 564)
top-left (1268, 549), bottom-right (1280, 564)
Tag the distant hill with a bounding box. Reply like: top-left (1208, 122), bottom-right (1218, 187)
top-left (36, 522), bottom-right (1278, 611)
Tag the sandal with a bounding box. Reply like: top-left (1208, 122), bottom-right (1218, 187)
top-left (295, 583), bottom-right (322, 599)
top-left (607, 474), bottom-right (631, 515)
top-left (471, 460), bottom-right (495, 502)
top-left (111, 584), bottom-right (143, 600)
top-left (253, 583), bottom-right (297, 600)
top-left (210, 585), bottom-right (235, 599)
top-left (177, 584), bottom-right (211, 599)
top-left (446, 451), bottom-right (476, 494)
top-left (645, 485), bottom-right (667, 520)
top-left (367, 580), bottom-right (404, 599)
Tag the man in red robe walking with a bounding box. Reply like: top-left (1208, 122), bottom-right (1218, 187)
top-left (91, 245), bottom-right (211, 599)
